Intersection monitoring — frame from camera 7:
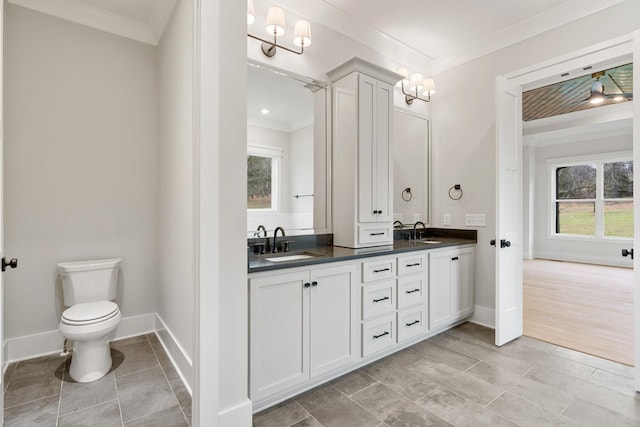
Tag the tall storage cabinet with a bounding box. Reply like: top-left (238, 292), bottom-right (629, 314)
top-left (328, 58), bottom-right (401, 248)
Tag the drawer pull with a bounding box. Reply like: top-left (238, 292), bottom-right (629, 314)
top-left (373, 267), bottom-right (390, 273)
top-left (452, 256), bottom-right (459, 261)
top-left (406, 288), bottom-right (420, 294)
top-left (406, 263), bottom-right (420, 267)
top-left (370, 232), bottom-right (385, 236)
top-left (373, 331), bottom-right (389, 339)
top-left (372, 296), bottom-right (390, 303)
top-left (405, 320), bottom-right (420, 327)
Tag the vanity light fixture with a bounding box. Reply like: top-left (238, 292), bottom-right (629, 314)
top-left (397, 68), bottom-right (436, 105)
top-left (247, 1), bottom-right (312, 57)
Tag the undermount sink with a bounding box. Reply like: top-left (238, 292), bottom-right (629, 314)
top-left (265, 251), bottom-right (325, 263)
top-left (420, 240), bottom-right (442, 244)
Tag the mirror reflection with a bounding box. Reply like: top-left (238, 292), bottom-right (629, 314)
top-left (247, 63), bottom-right (328, 235)
top-left (393, 109), bottom-right (430, 226)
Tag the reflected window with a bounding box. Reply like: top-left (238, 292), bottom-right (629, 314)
top-left (247, 145), bottom-right (282, 211)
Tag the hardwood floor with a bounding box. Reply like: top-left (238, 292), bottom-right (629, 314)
top-left (523, 258), bottom-right (634, 366)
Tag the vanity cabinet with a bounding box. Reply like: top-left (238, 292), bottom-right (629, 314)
top-left (249, 262), bottom-right (358, 401)
top-left (428, 245), bottom-right (475, 329)
top-left (360, 252), bottom-right (428, 357)
top-left (328, 58), bottom-right (400, 248)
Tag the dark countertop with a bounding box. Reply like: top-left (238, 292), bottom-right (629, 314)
top-left (248, 236), bottom-right (476, 273)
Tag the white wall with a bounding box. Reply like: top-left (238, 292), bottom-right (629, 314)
top-left (527, 134), bottom-right (633, 267)
top-left (157, 0), bottom-right (194, 386)
top-left (431, 1), bottom-right (640, 322)
top-left (4, 4), bottom-right (158, 344)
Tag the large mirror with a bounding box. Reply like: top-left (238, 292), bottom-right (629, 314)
top-left (247, 62), bottom-right (330, 236)
top-left (393, 108), bottom-right (431, 226)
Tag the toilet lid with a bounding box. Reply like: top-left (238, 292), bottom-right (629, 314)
top-left (62, 301), bottom-right (119, 326)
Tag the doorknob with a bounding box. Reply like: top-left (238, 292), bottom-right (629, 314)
top-left (622, 248), bottom-right (634, 259)
top-left (2, 257), bottom-right (18, 272)
top-left (490, 239), bottom-right (496, 246)
top-left (500, 239), bottom-right (511, 248)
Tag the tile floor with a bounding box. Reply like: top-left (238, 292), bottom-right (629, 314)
top-left (4, 333), bottom-right (191, 426)
top-left (253, 323), bottom-right (640, 427)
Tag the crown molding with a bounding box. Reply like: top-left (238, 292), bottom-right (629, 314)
top-left (9, 0), bottom-right (176, 46)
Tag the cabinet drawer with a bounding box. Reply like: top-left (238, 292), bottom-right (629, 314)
top-left (362, 280), bottom-right (395, 320)
top-left (362, 258), bottom-right (395, 283)
top-left (397, 254), bottom-right (425, 276)
top-left (397, 276), bottom-right (425, 309)
top-left (397, 306), bottom-right (427, 343)
top-left (358, 224), bottom-right (392, 246)
top-left (362, 314), bottom-right (395, 357)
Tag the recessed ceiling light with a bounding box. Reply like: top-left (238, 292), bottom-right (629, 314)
top-left (261, 108), bottom-right (270, 115)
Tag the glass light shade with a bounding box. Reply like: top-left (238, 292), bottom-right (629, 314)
top-left (247, 0), bottom-right (255, 25)
top-left (396, 67), bottom-right (409, 87)
top-left (590, 94), bottom-right (605, 104)
top-left (293, 19), bottom-right (312, 47)
top-left (409, 73), bottom-right (424, 92)
top-left (265, 7), bottom-right (286, 36)
top-left (422, 78), bottom-right (436, 96)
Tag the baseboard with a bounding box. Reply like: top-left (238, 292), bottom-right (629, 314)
top-left (533, 251), bottom-right (633, 268)
top-left (154, 314), bottom-right (193, 393)
top-left (218, 398), bottom-right (252, 427)
top-left (469, 305), bottom-right (495, 328)
top-left (6, 313), bottom-right (156, 363)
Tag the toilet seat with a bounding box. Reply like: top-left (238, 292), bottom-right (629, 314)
top-left (61, 301), bottom-right (120, 326)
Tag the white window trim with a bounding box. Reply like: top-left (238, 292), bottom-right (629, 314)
top-left (547, 151), bottom-right (633, 242)
top-left (247, 144), bottom-right (284, 213)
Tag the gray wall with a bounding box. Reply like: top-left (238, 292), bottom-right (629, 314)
top-left (4, 5), bottom-right (159, 340)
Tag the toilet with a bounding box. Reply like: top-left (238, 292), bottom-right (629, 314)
top-left (58, 258), bottom-right (122, 383)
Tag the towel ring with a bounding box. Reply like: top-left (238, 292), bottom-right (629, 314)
top-left (448, 184), bottom-right (463, 200)
top-left (402, 188), bottom-right (412, 202)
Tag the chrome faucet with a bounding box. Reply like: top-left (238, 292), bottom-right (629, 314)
top-left (413, 221), bottom-right (426, 240)
top-left (272, 226), bottom-right (286, 253)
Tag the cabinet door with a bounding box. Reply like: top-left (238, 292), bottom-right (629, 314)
top-left (452, 247), bottom-right (475, 318)
top-left (374, 81), bottom-right (393, 222)
top-left (250, 271), bottom-right (309, 400)
top-left (358, 74), bottom-right (377, 223)
top-left (428, 250), bottom-right (454, 329)
top-left (309, 264), bottom-right (359, 377)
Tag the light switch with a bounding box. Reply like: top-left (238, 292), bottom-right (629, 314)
top-left (465, 214), bottom-right (486, 227)
top-left (443, 213), bottom-right (451, 225)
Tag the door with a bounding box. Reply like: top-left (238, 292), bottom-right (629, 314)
top-left (0, 0), bottom-right (5, 419)
top-left (428, 250), bottom-right (453, 329)
top-left (453, 247), bottom-right (475, 318)
top-left (249, 271), bottom-right (310, 400)
top-left (309, 264), bottom-right (358, 377)
top-left (358, 74), bottom-right (377, 223)
top-left (375, 81), bottom-right (393, 222)
top-left (633, 29), bottom-right (640, 391)
top-left (495, 76), bottom-right (523, 346)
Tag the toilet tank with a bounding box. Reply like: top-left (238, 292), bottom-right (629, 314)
top-left (58, 258), bottom-right (122, 306)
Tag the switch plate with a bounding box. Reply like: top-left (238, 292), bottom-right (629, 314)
top-left (465, 214), bottom-right (486, 227)
top-left (443, 213), bottom-right (451, 226)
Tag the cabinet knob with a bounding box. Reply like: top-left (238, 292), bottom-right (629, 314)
top-left (311, 281), bottom-right (318, 287)
top-left (304, 282), bottom-right (311, 288)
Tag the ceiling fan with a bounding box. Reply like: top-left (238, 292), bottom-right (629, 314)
top-left (585, 70), bottom-right (633, 105)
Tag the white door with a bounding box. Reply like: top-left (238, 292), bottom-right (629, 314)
top-left (0, 0), bottom-right (5, 419)
top-left (495, 76), bottom-right (523, 346)
top-left (633, 29), bottom-right (640, 391)
top-left (309, 264), bottom-right (358, 377)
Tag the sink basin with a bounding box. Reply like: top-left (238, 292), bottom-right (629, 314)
top-left (420, 240), bottom-right (442, 244)
top-left (265, 251), bottom-right (325, 263)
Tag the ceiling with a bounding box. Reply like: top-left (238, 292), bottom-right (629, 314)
top-left (523, 63), bottom-right (634, 121)
top-left (11, 0), bottom-right (628, 71)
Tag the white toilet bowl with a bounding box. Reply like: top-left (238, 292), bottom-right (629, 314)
top-left (59, 300), bottom-right (121, 383)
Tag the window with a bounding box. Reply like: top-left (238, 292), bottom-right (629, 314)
top-left (247, 145), bottom-right (282, 210)
top-left (551, 155), bottom-right (633, 239)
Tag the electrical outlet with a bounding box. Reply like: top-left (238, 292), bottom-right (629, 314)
top-left (443, 213), bottom-right (451, 226)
